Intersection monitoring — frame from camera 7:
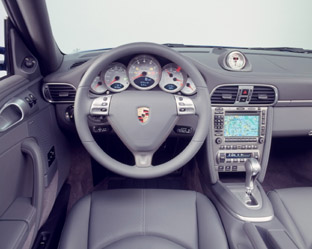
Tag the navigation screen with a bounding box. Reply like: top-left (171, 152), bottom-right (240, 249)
top-left (224, 115), bottom-right (259, 137)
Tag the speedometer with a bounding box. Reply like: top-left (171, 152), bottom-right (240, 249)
top-left (159, 63), bottom-right (186, 93)
top-left (128, 55), bottom-right (161, 90)
top-left (103, 62), bottom-right (129, 92)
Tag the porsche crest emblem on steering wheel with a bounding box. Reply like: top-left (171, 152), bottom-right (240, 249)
top-left (137, 107), bottom-right (150, 123)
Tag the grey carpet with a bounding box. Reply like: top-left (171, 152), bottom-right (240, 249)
top-left (66, 139), bottom-right (94, 211)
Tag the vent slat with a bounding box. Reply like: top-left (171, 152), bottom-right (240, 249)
top-left (249, 86), bottom-right (276, 104)
top-left (211, 86), bottom-right (239, 104)
top-left (44, 84), bottom-right (76, 102)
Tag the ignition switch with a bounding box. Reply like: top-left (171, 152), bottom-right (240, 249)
top-left (65, 105), bottom-right (74, 122)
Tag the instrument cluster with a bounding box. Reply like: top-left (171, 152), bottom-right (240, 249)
top-left (90, 54), bottom-right (197, 95)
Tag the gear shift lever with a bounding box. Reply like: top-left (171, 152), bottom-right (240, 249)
top-left (245, 158), bottom-right (261, 195)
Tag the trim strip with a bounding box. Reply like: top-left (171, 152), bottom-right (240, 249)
top-left (210, 83), bottom-right (278, 106)
top-left (278, 100), bottom-right (312, 103)
top-left (42, 83), bottom-right (77, 103)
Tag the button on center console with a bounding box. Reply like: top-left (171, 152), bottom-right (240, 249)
top-left (212, 106), bottom-right (267, 173)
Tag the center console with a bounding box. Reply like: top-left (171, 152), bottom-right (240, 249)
top-left (212, 106), bottom-right (267, 172)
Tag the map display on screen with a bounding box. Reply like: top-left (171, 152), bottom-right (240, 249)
top-left (224, 115), bottom-right (259, 137)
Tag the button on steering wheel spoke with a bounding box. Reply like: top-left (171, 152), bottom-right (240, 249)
top-left (174, 95), bottom-right (196, 115)
top-left (90, 95), bottom-right (112, 116)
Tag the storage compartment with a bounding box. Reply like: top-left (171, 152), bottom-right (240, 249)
top-left (0, 104), bottom-right (23, 131)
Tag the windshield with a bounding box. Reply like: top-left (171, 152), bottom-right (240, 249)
top-left (46, 0), bottom-right (312, 54)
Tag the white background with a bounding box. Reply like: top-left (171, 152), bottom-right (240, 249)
top-left (1, 0), bottom-right (312, 56)
top-left (46, 0), bottom-right (312, 54)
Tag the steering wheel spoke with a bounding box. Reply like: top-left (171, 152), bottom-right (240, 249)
top-left (174, 95), bottom-right (196, 115)
top-left (75, 42), bottom-right (210, 178)
top-left (89, 95), bottom-right (112, 116)
top-left (134, 152), bottom-right (154, 168)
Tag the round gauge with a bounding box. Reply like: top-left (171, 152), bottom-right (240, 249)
top-left (128, 55), bottom-right (161, 90)
top-left (226, 51), bottom-right (246, 70)
top-left (90, 76), bottom-right (107, 94)
top-left (181, 77), bottom-right (197, 95)
top-left (103, 62), bottom-right (130, 92)
top-left (159, 63), bottom-right (186, 93)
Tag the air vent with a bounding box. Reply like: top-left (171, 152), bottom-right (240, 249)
top-left (70, 60), bottom-right (87, 69)
top-left (211, 86), bottom-right (239, 104)
top-left (43, 83), bottom-right (76, 103)
top-left (250, 86), bottom-right (276, 105)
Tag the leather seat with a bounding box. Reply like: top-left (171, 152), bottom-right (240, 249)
top-left (58, 189), bottom-right (228, 249)
top-left (268, 187), bottom-right (312, 249)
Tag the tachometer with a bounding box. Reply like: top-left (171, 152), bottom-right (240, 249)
top-left (128, 55), bottom-right (161, 90)
top-left (103, 62), bottom-right (129, 92)
top-left (90, 76), bottom-right (107, 94)
top-left (181, 77), bottom-right (197, 95)
top-left (159, 63), bottom-right (186, 93)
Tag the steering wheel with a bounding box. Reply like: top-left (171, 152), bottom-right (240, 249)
top-left (74, 42), bottom-right (211, 179)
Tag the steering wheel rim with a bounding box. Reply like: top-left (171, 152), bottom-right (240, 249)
top-left (74, 42), bottom-right (211, 179)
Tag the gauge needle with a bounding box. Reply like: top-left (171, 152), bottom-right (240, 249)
top-left (109, 78), bottom-right (117, 85)
top-left (165, 70), bottom-right (171, 76)
top-left (187, 84), bottom-right (193, 90)
top-left (95, 82), bottom-right (102, 88)
top-left (133, 73), bottom-right (144, 80)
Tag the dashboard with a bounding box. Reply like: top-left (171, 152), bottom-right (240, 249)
top-left (41, 46), bottom-right (312, 175)
top-left (89, 54), bottom-right (197, 95)
top-left (42, 47), bottom-right (312, 140)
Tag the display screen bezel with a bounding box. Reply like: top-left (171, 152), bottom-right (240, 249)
top-left (223, 113), bottom-right (260, 137)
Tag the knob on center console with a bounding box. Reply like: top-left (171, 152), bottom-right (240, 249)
top-left (215, 137), bottom-right (222, 144)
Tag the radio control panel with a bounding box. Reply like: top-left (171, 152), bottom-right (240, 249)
top-left (212, 106), bottom-right (267, 172)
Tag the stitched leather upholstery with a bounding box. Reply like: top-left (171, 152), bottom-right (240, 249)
top-left (58, 189), bottom-right (228, 249)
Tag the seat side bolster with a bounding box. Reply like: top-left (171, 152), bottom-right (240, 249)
top-left (58, 194), bottom-right (92, 249)
top-left (267, 190), bottom-right (306, 249)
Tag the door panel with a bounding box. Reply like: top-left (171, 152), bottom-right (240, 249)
top-left (0, 77), bottom-right (71, 249)
top-left (0, 29), bottom-right (71, 249)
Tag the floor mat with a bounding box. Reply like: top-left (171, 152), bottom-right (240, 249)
top-left (262, 137), bottom-right (312, 192)
top-left (66, 138), bottom-right (94, 210)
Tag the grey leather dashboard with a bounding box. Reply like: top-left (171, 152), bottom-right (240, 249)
top-left (43, 47), bottom-right (312, 137)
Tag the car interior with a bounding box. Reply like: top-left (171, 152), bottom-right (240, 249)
top-left (1, 0), bottom-right (312, 249)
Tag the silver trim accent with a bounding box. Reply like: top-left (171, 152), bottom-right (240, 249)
top-left (226, 51), bottom-right (247, 71)
top-left (0, 103), bottom-right (25, 132)
top-left (229, 211), bottom-right (273, 222)
top-left (42, 83), bottom-right (77, 103)
top-left (210, 84), bottom-right (278, 106)
top-left (174, 95), bottom-right (195, 115)
top-left (159, 63), bottom-right (187, 93)
top-left (278, 100), bottom-right (312, 103)
top-left (90, 95), bottom-right (112, 116)
top-left (134, 153), bottom-right (153, 167)
top-left (181, 77), bottom-right (197, 95)
top-left (101, 62), bottom-right (130, 93)
top-left (127, 55), bottom-right (162, 91)
top-left (214, 185), bottom-right (274, 222)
